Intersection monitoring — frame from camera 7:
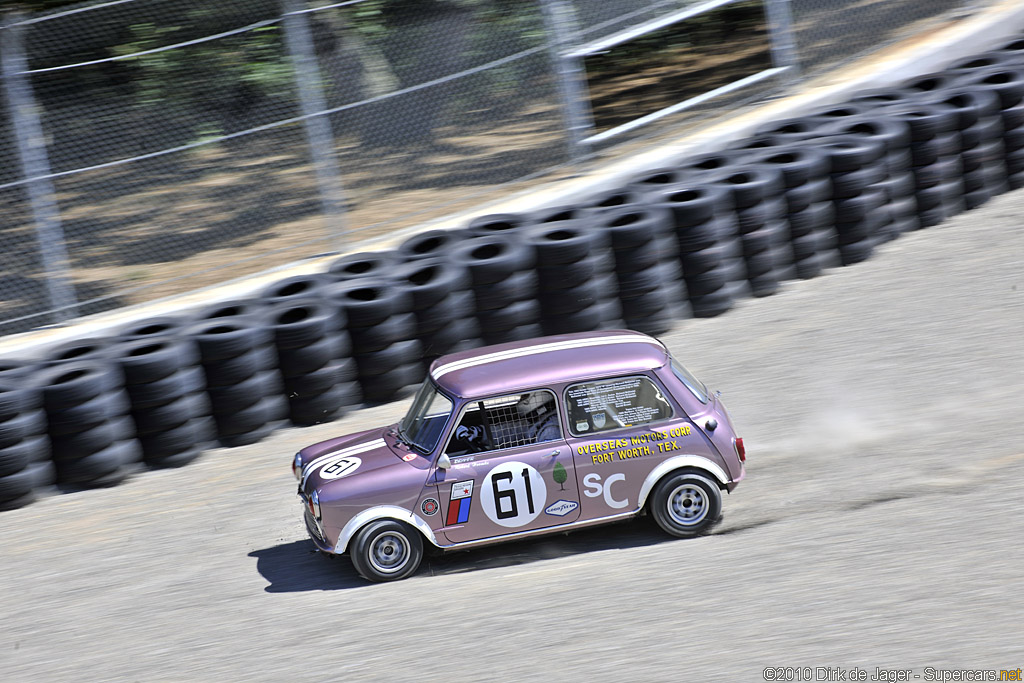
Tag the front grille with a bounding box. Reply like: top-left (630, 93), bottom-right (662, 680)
top-left (304, 508), bottom-right (325, 544)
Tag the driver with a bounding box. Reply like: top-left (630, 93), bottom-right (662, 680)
top-left (515, 392), bottom-right (560, 444)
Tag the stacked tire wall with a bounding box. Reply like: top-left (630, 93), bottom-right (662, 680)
top-left (6, 34), bottom-right (1024, 509)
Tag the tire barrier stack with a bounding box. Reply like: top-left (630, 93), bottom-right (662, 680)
top-left (392, 260), bottom-right (480, 373)
top-left (187, 316), bottom-right (289, 448)
top-left (597, 206), bottom-right (688, 334)
top-left (526, 220), bottom-right (623, 334)
top-left (0, 375), bottom-right (53, 510)
top-left (266, 300), bottom-right (360, 426)
top-left (645, 183), bottom-right (739, 318)
top-left (111, 337), bottom-right (214, 467)
top-left (453, 235), bottom-right (542, 345)
top-left (7, 33), bottom-right (1024, 510)
top-left (38, 361), bottom-right (141, 489)
top-left (325, 280), bottom-right (421, 404)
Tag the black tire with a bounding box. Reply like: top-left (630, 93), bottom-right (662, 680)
top-left (206, 370), bottom-right (281, 409)
top-left (37, 361), bottom-right (122, 411)
top-left (193, 299), bottom-right (268, 322)
top-left (472, 271), bottom-right (538, 311)
top-left (397, 229), bottom-right (467, 262)
top-left (599, 207), bottom-right (667, 248)
top-left (269, 301), bottom-right (338, 350)
top-left (117, 316), bottom-right (188, 340)
top-left (585, 187), bottom-right (645, 211)
top-left (475, 299), bottom-right (541, 332)
top-left (416, 291), bottom-right (476, 332)
top-left (125, 366), bottom-right (206, 410)
top-left (955, 67), bottom-right (1024, 109)
top-left (328, 251), bottom-right (399, 280)
top-left (539, 280), bottom-right (602, 315)
top-left (823, 117), bottom-right (912, 154)
top-left (327, 279), bottom-right (410, 328)
top-left (188, 320), bottom-right (270, 362)
top-left (278, 335), bottom-right (347, 376)
top-left (202, 345), bottom-right (277, 387)
top-left (838, 239), bottom-right (875, 265)
top-left (359, 364), bottom-right (421, 403)
top-left (649, 184), bottom-right (725, 227)
top-left (783, 176), bottom-right (832, 213)
top-left (813, 136), bottom-right (887, 173)
top-left (833, 188), bottom-right (887, 223)
top-left (46, 337), bottom-right (115, 363)
top-left (46, 390), bottom-right (131, 436)
top-left (132, 392), bottom-right (211, 435)
top-left (348, 519), bottom-right (424, 582)
top-left (394, 260), bottom-right (470, 309)
top-left (355, 340), bottom-right (422, 377)
top-left (689, 288), bottom-right (734, 318)
top-left (526, 225), bottom-right (602, 265)
top-left (465, 213), bottom-right (527, 238)
top-left (713, 166), bottom-right (785, 208)
top-left (830, 163), bottom-right (888, 198)
top-left (0, 466), bottom-right (35, 502)
top-left (115, 338), bottom-right (197, 384)
top-left (214, 395), bottom-right (288, 438)
top-left (452, 237), bottom-right (534, 286)
top-left (55, 440), bottom-right (138, 485)
top-left (259, 273), bottom-right (334, 302)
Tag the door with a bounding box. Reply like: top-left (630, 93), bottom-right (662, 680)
top-left (437, 390), bottom-right (581, 544)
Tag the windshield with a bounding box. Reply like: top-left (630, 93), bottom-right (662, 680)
top-left (398, 380), bottom-right (454, 453)
top-left (670, 358), bottom-right (709, 404)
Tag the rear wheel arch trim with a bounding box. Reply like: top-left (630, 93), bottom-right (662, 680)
top-left (637, 455), bottom-right (730, 509)
top-left (335, 505), bottom-right (439, 555)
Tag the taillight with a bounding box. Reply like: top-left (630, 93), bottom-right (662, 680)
top-left (735, 437), bottom-right (746, 462)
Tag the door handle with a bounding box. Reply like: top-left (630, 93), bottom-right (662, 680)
top-left (548, 449), bottom-right (561, 457)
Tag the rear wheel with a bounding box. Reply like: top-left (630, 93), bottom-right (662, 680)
top-left (349, 520), bottom-right (423, 582)
top-left (650, 472), bottom-right (722, 537)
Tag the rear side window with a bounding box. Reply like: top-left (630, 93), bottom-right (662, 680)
top-left (564, 375), bottom-right (672, 436)
top-left (670, 359), bottom-right (709, 404)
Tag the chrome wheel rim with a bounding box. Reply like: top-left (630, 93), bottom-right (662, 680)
top-left (667, 483), bottom-right (708, 526)
top-left (368, 532), bottom-right (410, 574)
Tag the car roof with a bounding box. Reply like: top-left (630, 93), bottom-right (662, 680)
top-left (429, 330), bottom-right (669, 400)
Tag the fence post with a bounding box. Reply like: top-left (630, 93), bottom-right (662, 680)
top-left (281, 0), bottom-right (349, 251)
top-left (538, 0), bottom-right (595, 164)
top-left (763, 0), bottom-right (801, 87)
top-left (1, 13), bottom-right (78, 323)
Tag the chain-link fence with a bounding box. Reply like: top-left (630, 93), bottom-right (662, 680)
top-left (0, 0), bottom-right (991, 336)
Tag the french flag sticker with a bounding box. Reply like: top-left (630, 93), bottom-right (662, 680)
top-left (447, 480), bottom-right (473, 525)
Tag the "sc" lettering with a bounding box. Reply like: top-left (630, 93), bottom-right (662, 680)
top-left (582, 472), bottom-right (628, 509)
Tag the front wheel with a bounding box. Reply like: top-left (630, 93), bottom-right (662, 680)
top-left (349, 519), bottom-right (424, 582)
top-left (650, 472), bottom-right (722, 537)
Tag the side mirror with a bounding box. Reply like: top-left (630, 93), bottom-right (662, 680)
top-left (437, 454), bottom-right (452, 470)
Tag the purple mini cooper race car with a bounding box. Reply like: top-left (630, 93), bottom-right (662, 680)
top-left (292, 330), bottom-right (745, 582)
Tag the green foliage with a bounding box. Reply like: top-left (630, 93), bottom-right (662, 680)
top-left (552, 462), bottom-right (567, 490)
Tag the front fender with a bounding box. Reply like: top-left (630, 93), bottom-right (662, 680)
top-left (334, 505), bottom-right (440, 555)
top-left (637, 455), bottom-right (730, 509)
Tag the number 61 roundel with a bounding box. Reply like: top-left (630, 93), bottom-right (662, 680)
top-left (480, 462), bottom-right (548, 528)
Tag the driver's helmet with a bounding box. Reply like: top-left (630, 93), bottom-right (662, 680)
top-left (516, 391), bottom-right (554, 417)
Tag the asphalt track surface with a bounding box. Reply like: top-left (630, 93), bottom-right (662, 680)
top-left (2, 189), bottom-right (1022, 681)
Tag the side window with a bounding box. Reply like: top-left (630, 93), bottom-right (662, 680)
top-left (445, 390), bottom-right (561, 455)
top-left (564, 375), bottom-right (673, 436)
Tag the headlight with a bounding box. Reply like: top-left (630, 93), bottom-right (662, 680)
top-left (292, 452), bottom-right (303, 480)
top-left (308, 489), bottom-right (321, 520)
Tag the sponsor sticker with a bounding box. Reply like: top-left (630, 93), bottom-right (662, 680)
top-left (421, 498), bottom-right (439, 516)
top-left (447, 481), bottom-right (474, 525)
top-left (544, 500), bottom-right (579, 517)
top-left (451, 480), bottom-right (474, 499)
top-left (576, 421), bottom-right (590, 432)
top-left (402, 453), bottom-right (417, 462)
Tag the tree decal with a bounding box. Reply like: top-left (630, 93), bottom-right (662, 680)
top-left (552, 462), bottom-right (567, 491)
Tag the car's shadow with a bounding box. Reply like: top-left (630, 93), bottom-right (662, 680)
top-left (249, 519), bottom-right (671, 592)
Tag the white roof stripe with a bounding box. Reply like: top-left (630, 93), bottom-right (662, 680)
top-left (431, 334), bottom-right (661, 380)
top-left (301, 438), bottom-right (386, 488)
